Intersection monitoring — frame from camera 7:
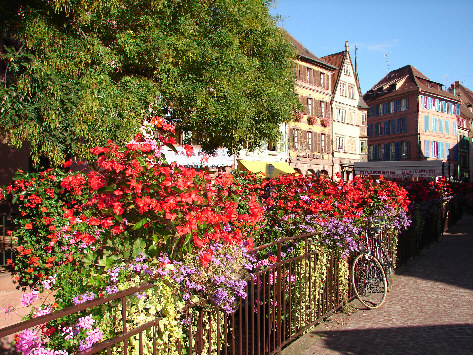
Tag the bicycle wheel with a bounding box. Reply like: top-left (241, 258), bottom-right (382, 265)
top-left (351, 254), bottom-right (387, 309)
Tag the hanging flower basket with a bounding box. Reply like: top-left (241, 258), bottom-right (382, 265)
top-left (307, 116), bottom-right (316, 125)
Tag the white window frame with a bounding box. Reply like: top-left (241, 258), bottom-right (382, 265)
top-left (306, 68), bottom-right (311, 83)
top-left (360, 140), bottom-right (367, 154)
top-left (401, 141), bottom-right (408, 159)
top-left (307, 131), bottom-right (312, 151)
top-left (336, 136), bottom-right (345, 152)
top-left (401, 98), bottom-right (407, 111)
top-left (320, 73), bottom-right (324, 88)
top-left (308, 98), bottom-right (313, 115)
top-left (361, 113), bottom-right (367, 125)
top-left (321, 134), bottom-right (326, 153)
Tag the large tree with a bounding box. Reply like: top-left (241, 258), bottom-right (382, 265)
top-left (0, 0), bottom-right (299, 166)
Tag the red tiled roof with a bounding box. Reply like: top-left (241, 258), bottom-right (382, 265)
top-left (364, 65), bottom-right (458, 103)
top-left (320, 52), bottom-right (344, 94)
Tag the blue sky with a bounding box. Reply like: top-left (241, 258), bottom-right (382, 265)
top-left (270, 0), bottom-right (473, 93)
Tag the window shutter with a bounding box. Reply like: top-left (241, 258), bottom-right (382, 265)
top-left (384, 143), bottom-right (390, 161)
top-left (439, 119), bottom-right (443, 133)
top-left (373, 145), bottom-right (378, 161)
top-left (424, 140), bottom-right (430, 158)
top-left (315, 100), bottom-right (321, 117)
top-left (301, 65), bottom-right (307, 83)
top-left (402, 117), bottom-right (407, 133)
top-left (384, 121), bottom-right (389, 135)
top-left (439, 142), bottom-right (444, 159)
top-left (325, 135), bottom-right (331, 154)
top-left (390, 120), bottom-right (395, 135)
top-left (456, 103), bottom-right (461, 115)
top-left (315, 70), bottom-right (321, 87)
top-left (395, 100), bottom-right (401, 112)
top-left (368, 124), bottom-right (373, 137)
top-left (405, 97), bottom-right (409, 110)
top-left (395, 142), bottom-right (401, 160)
top-left (397, 118), bottom-right (401, 133)
top-left (446, 142), bottom-right (451, 160)
top-left (432, 116), bottom-right (436, 132)
top-left (424, 115), bottom-right (429, 131)
top-left (314, 132), bottom-right (320, 152)
top-left (406, 141), bottom-right (410, 158)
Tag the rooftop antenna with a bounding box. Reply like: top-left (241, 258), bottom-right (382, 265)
top-left (384, 52), bottom-right (391, 74)
top-left (442, 74), bottom-right (448, 90)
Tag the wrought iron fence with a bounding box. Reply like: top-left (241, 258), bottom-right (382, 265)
top-left (0, 202), bottom-right (463, 354)
top-left (0, 233), bottom-right (354, 354)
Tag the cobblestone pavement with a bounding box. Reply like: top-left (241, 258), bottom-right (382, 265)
top-left (282, 214), bottom-right (473, 355)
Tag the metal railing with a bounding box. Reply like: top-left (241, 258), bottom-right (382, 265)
top-left (0, 233), bottom-right (354, 354)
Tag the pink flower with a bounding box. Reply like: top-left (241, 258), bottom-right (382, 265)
top-left (20, 290), bottom-right (39, 307)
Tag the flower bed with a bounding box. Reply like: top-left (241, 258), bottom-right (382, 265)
top-left (0, 118), bottom-right (430, 354)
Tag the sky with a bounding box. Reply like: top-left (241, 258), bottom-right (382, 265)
top-left (269, 0), bottom-right (473, 94)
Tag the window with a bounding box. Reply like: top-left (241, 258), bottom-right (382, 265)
top-left (390, 101), bottom-right (395, 113)
top-left (321, 101), bottom-right (325, 118)
top-left (336, 136), bottom-right (345, 152)
top-left (400, 98), bottom-right (408, 111)
top-left (453, 121), bottom-right (458, 135)
top-left (439, 118), bottom-right (443, 133)
top-left (368, 145), bottom-right (374, 160)
top-left (337, 108), bottom-right (346, 122)
top-left (307, 131), bottom-right (312, 151)
top-left (431, 141), bottom-right (438, 158)
top-left (294, 129), bottom-right (298, 148)
top-left (384, 121), bottom-right (389, 135)
top-left (343, 64), bottom-right (350, 76)
top-left (432, 116), bottom-right (437, 132)
top-left (340, 82), bottom-right (347, 97)
top-left (308, 98), bottom-right (313, 115)
top-left (376, 122), bottom-right (383, 136)
top-left (424, 115), bottom-right (429, 131)
top-left (348, 85), bottom-right (355, 99)
top-left (360, 140), bottom-right (367, 154)
top-left (361, 113), bottom-right (367, 125)
top-left (390, 119), bottom-right (395, 135)
top-left (306, 68), bottom-right (311, 83)
top-left (446, 142), bottom-right (451, 160)
top-left (321, 134), bottom-right (326, 153)
top-left (390, 143), bottom-right (395, 160)
top-left (320, 73), bottom-right (324, 88)
top-left (401, 141), bottom-right (409, 159)
top-left (379, 144), bottom-right (385, 160)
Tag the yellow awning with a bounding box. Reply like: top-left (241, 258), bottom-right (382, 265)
top-left (237, 160), bottom-right (296, 177)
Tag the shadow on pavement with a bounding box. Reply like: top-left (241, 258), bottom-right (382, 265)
top-left (394, 214), bottom-right (473, 291)
top-left (312, 323), bottom-right (473, 355)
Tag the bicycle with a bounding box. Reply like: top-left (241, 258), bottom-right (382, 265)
top-left (351, 223), bottom-right (395, 309)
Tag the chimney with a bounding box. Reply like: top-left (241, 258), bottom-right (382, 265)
top-left (345, 41), bottom-right (349, 52)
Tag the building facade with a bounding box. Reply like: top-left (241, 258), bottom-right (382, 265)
top-left (283, 30), bottom-right (336, 177)
top-left (449, 81), bottom-right (473, 180)
top-left (321, 42), bottom-right (368, 179)
top-left (364, 65), bottom-right (460, 177)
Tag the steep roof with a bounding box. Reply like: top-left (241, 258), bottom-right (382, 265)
top-left (281, 29), bottom-right (336, 70)
top-left (364, 65), bottom-right (458, 102)
top-left (320, 51), bottom-right (344, 93)
top-left (321, 45), bottom-right (369, 109)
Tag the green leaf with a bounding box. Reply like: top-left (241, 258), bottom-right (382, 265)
top-left (132, 217), bottom-right (149, 230)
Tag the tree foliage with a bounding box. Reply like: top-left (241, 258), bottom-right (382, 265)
top-left (0, 0), bottom-right (299, 165)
